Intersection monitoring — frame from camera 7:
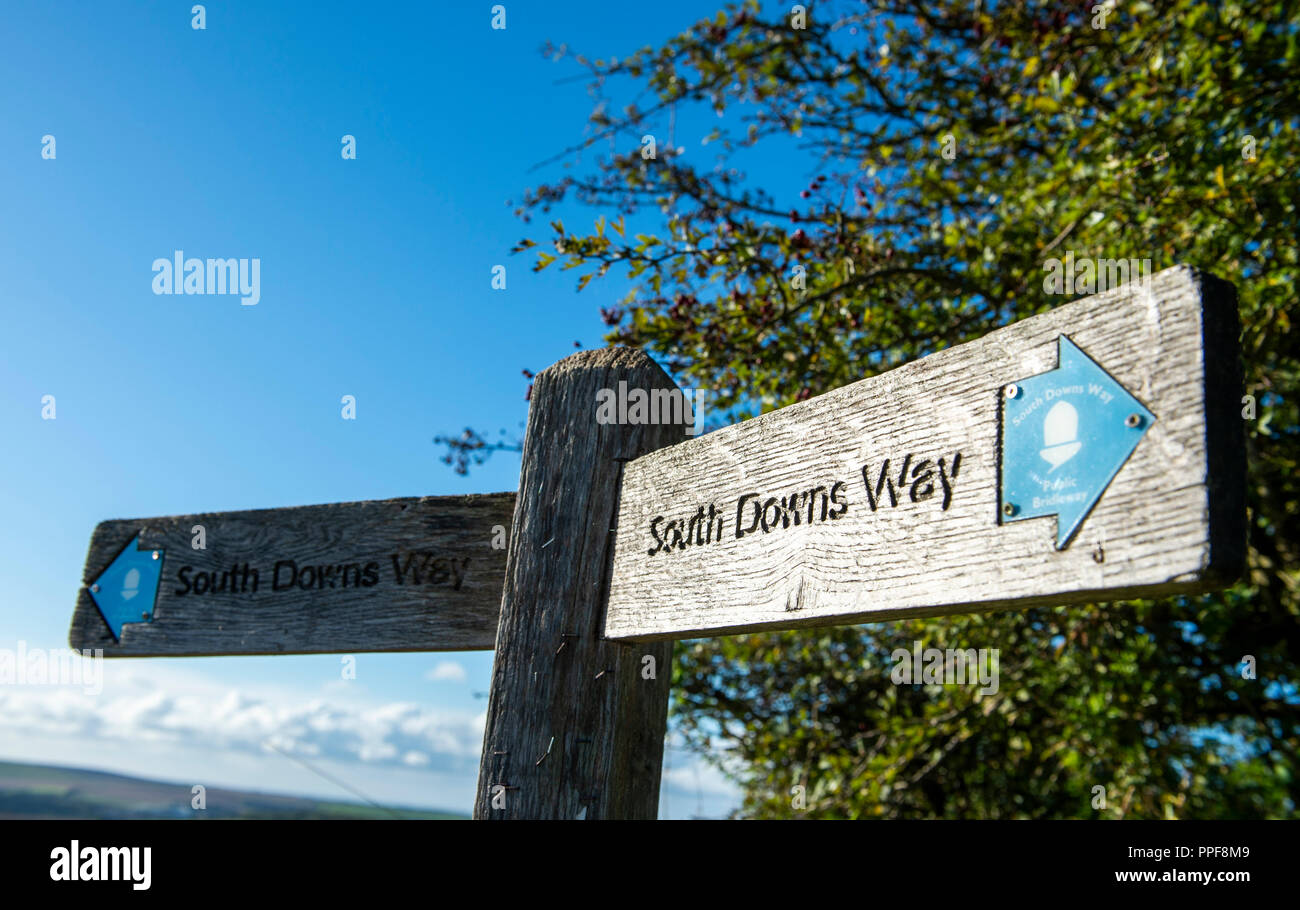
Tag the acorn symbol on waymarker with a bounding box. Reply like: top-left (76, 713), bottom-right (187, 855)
top-left (120, 567), bottom-right (140, 600)
top-left (1039, 401), bottom-right (1083, 471)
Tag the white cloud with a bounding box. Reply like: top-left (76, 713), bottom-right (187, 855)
top-left (424, 661), bottom-right (467, 684)
top-left (0, 670), bottom-right (482, 774)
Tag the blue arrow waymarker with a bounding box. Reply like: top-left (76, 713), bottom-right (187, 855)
top-left (1000, 336), bottom-right (1155, 550)
top-left (88, 534), bottom-right (164, 640)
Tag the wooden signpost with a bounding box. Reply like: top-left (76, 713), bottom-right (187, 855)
top-left (71, 264), bottom-right (1245, 819)
top-left (603, 265), bottom-right (1244, 641)
top-left (70, 493), bottom-right (513, 655)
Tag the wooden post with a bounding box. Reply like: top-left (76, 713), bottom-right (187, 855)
top-left (474, 348), bottom-right (686, 819)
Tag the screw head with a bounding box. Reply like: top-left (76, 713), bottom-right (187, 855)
top-left (141, 612), bottom-right (150, 620)
top-left (91, 584), bottom-right (100, 593)
top-left (1125, 413), bottom-right (1143, 428)
top-left (1005, 383), bottom-right (1020, 399)
top-left (152, 550), bottom-right (160, 560)
top-left (1002, 503), bottom-right (1017, 517)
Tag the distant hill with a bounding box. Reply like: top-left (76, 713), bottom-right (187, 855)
top-left (0, 760), bottom-right (465, 819)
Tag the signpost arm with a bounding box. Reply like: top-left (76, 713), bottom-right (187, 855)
top-left (473, 348), bottom-right (686, 819)
top-left (69, 493), bottom-right (515, 656)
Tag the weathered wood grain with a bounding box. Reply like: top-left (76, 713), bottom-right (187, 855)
top-left (605, 265), bottom-right (1245, 642)
top-left (474, 348), bottom-right (684, 820)
top-left (69, 493), bottom-right (514, 655)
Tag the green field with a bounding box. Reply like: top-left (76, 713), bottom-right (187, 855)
top-left (0, 760), bottom-right (465, 819)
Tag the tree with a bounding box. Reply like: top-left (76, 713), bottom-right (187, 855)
top-left (457, 0), bottom-right (1299, 817)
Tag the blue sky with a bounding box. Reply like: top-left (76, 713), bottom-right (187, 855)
top-left (0, 1), bottom-right (740, 818)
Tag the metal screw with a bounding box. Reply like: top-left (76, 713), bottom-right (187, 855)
top-left (1005, 384), bottom-right (1020, 399)
top-left (91, 584), bottom-right (100, 593)
top-left (151, 551), bottom-right (160, 560)
top-left (1002, 503), bottom-right (1017, 517)
top-left (141, 612), bottom-right (150, 620)
top-left (1124, 413), bottom-right (1142, 428)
